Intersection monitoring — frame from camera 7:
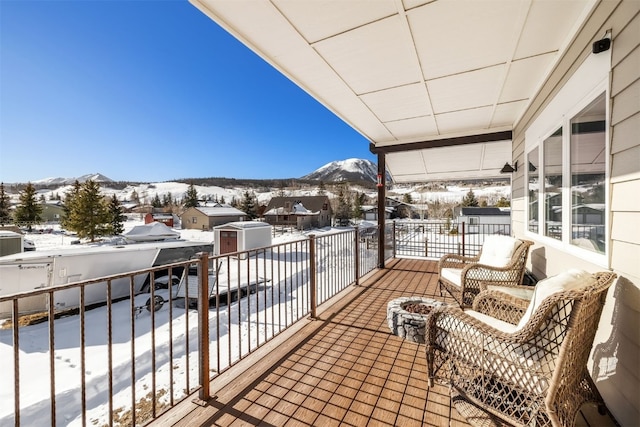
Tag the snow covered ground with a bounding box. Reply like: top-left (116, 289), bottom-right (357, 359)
top-left (0, 220), bottom-right (318, 425)
top-left (0, 219), bottom-right (326, 426)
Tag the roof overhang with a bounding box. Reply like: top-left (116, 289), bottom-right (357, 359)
top-left (190, 0), bottom-right (597, 183)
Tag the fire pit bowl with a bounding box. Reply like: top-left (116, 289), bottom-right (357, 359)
top-left (386, 297), bottom-right (448, 343)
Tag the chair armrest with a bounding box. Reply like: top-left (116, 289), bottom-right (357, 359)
top-left (479, 282), bottom-right (535, 301)
top-left (472, 290), bottom-right (529, 325)
top-left (438, 253), bottom-right (480, 270)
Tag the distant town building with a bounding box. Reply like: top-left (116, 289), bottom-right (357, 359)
top-left (41, 202), bottom-right (66, 223)
top-left (263, 196), bottom-right (332, 230)
top-left (144, 212), bottom-right (176, 228)
top-left (455, 207), bottom-right (511, 234)
top-left (180, 204), bottom-right (247, 231)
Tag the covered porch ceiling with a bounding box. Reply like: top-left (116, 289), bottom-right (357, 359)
top-left (190, 0), bottom-right (598, 183)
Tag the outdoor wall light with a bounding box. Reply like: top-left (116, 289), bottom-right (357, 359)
top-left (500, 161), bottom-right (517, 173)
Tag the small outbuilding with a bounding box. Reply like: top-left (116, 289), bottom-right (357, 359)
top-left (0, 231), bottom-right (24, 257)
top-left (213, 222), bottom-right (272, 258)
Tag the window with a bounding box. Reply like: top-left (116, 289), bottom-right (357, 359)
top-left (543, 128), bottom-right (562, 240)
top-left (468, 217), bottom-right (479, 226)
top-left (527, 147), bottom-right (539, 233)
top-left (192, 217), bottom-right (197, 224)
top-left (526, 93), bottom-right (607, 257)
top-left (570, 95), bottom-right (606, 254)
top-left (524, 49), bottom-right (609, 265)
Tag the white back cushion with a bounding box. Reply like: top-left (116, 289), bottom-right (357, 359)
top-left (515, 269), bottom-right (591, 331)
top-left (478, 235), bottom-right (521, 268)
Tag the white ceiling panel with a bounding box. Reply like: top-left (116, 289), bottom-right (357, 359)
top-left (492, 100), bottom-right (529, 128)
top-left (428, 65), bottom-right (504, 114)
top-left (515, 0), bottom-right (592, 60)
top-left (313, 15), bottom-right (419, 95)
top-left (191, 0), bottom-right (598, 182)
top-left (385, 115), bottom-right (438, 141)
top-left (500, 53), bottom-right (556, 103)
top-left (435, 107), bottom-right (493, 134)
top-left (360, 83), bottom-right (432, 122)
top-left (273, 0), bottom-right (396, 44)
top-left (409, 0), bottom-right (524, 80)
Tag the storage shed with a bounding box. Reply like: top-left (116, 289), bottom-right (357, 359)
top-left (213, 222), bottom-right (272, 258)
top-left (0, 231), bottom-right (24, 257)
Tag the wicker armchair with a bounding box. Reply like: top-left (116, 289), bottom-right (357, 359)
top-left (426, 270), bottom-right (617, 427)
top-left (438, 235), bottom-right (533, 307)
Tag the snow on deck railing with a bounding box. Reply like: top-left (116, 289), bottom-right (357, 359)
top-left (0, 225), bottom-right (384, 426)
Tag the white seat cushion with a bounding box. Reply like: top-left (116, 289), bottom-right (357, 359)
top-left (466, 310), bottom-right (518, 333)
top-left (515, 269), bottom-right (591, 331)
top-left (478, 235), bottom-right (521, 268)
top-left (486, 284), bottom-right (535, 301)
top-left (441, 267), bottom-right (462, 287)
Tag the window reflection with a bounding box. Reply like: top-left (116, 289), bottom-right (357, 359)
top-left (527, 147), bottom-right (539, 233)
top-left (570, 94), bottom-right (606, 254)
top-left (544, 128), bottom-right (562, 240)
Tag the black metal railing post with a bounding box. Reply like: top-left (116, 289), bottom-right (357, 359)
top-left (309, 234), bottom-right (317, 319)
top-left (461, 221), bottom-right (466, 257)
top-left (392, 221), bottom-right (397, 259)
top-left (354, 228), bottom-right (360, 286)
top-left (197, 252), bottom-right (210, 403)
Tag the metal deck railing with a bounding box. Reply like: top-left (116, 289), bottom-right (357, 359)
top-left (0, 221), bottom-right (509, 426)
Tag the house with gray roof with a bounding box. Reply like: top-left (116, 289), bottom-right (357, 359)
top-left (263, 196), bottom-right (332, 230)
top-left (180, 204), bottom-right (247, 231)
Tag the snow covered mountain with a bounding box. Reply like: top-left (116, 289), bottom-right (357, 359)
top-left (33, 173), bottom-right (114, 185)
top-left (302, 158), bottom-right (377, 183)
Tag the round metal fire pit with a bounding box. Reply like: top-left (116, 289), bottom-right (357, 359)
top-left (386, 297), bottom-right (447, 344)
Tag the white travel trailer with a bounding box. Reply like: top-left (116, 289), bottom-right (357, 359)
top-left (0, 240), bottom-right (213, 317)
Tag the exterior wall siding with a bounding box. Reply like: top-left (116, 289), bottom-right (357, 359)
top-left (511, 2), bottom-right (640, 425)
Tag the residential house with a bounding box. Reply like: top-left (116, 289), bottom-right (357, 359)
top-left (361, 205), bottom-right (393, 222)
top-left (263, 196), bottom-right (332, 230)
top-left (180, 204), bottom-right (247, 231)
top-left (455, 206), bottom-right (511, 235)
top-left (40, 203), bottom-right (65, 223)
top-left (190, 1), bottom-right (640, 424)
top-left (144, 212), bottom-right (176, 228)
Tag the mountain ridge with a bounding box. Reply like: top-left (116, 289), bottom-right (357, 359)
top-left (26, 159), bottom-right (378, 187)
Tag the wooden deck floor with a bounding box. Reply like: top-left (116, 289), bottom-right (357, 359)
top-left (152, 258), bottom-right (617, 427)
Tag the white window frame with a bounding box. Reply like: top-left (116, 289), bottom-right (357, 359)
top-left (524, 49), bottom-right (611, 268)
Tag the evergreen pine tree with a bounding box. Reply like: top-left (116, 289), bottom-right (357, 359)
top-left (0, 183), bottom-right (11, 224)
top-left (352, 192), bottom-right (365, 220)
top-left (74, 180), bottom-right (110, 242)
top-left (61, 181), bottom-right (82, 232)
top-left (14, 183), bottom-right (43, 231)
top-left (240, 191), bottom-right (258, 219)
top-left (461, 189), bottom-right (479, 207)
top-left (162, 192), bottom-right (173, 207)
top-left (107, 195), bottom-right (126, 235)
top-left (335, 185), bottom-right (351, 226)
top-left (183, 183), bottom-right (199, 208)
top-left (152, 193), bottom-right (162, 208)
top-left (495, 196), bottom-right (511, 207)
top-left (403, 193), bottom-right (413, 204)
top-left (219, 195), bottom-right (225, 204)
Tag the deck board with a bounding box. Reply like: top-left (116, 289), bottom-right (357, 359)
top-left (153, 258), bottom-right (617, 427)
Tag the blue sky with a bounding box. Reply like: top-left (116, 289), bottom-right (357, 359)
top-left (0, 0), bottom-right (373, 184)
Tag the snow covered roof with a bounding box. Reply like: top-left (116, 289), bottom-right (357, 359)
top-left (192, 206), bottom-right (247, 217)
top-left (124, 222), bottom-right (180, 241)
top-left (214, 221), bottom-right (271, 230)
top-left (264, 202), bottom-right (319, 216)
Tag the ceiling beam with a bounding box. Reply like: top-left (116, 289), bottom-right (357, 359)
top-left (369, 130), bottom-right (512, 154)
